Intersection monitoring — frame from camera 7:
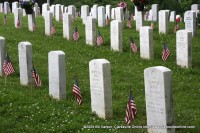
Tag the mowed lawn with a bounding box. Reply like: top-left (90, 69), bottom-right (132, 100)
top-left (0, 13), bottom-right (200, 133)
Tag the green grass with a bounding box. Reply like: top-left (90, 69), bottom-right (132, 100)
top-left (0, 13), bottom-right (200, 133)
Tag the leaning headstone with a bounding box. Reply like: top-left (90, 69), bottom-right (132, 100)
top-left (85, 16), bottom-right (96, 46)
top-left (28, 13), bottom-right (36, 32)
top-left (50, 5), bottom-right (55, 17)
top-left (169, 11), bottom-right (176, 22)
top-left (48, 51), bottom-right (66, 100)
top-left (111, 20), bottom-right (123, 52)
top-left (144, 66), bottom-right (175, 133)
top-left (159, 10), bottom-right (169, 34)
top-left (184, 11), bottom-right (196, 37)
top-left (12, 2), bottom-right (18, 13)
top-left (92, 4), bottom-right (98, 19)
top-left (136, 11), bottom-right (144, 31)
top-left (42, 3), bottom-right (50, 17)
top-left (81, 5), bottom-right (89, 24)
top-left (152, 4), bottom-right (159, 21)
top-left (98, 6), bottom-right (106, 27)
top-left (176, 30), bottom-right (192, 68)
top-left (140, 26), bottom-right (153, 59)
top-left (18, 42), bottom-right (33, 86)
top-left (14, 8), bottom-right (22, 28)
top-left (4, 2), bottom-right (9, 14)
top-left (34, 3), bottom-right (39, 17)
top-left (45, 11), bottom-right (53, 36)
top-left (106, 5), bottom-right (111, 19)
top-left (115, 7), bottom-right (123, 22)
top-left (89, 59), bottom-right (112, 119)
top-left (55, 4), bottom-right (61, 21)
top-left (63, 13), bottom-right (72, 40)
top-left (68, 5), bottom-right (76, 19)
top-left (0, 37), bottom-right (6, 76)
top-left (111, 8), bottom-right (115, 19)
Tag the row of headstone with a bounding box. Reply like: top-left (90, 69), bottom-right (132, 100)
top-left (42, 3), bottom-right (76, 21)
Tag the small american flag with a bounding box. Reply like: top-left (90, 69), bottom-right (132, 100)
top-left (106, 15), bottom-right (110, 25)
top-left (32, 66), bottom-right (42, 87)
top-left (130, 37), bottom-right (137, 53)
top-left (3, 54), bottom-right (15, 76)
top-left (127, 17), bottom-right (131, 28)
top-left (125, 90), bottom-right (137, 125)
top-left (4, 14), bottom-right (7, 25)
top-left (51, 23), bottom-right (56, 35)
top-left (174, 21), bottom-right (179, 33)
top-left (17, 17), bottom-right (21, 29)
top-left (162, 44), bottom-right (170, 61)
top-left (72, 78), bottom-right (82, 105)
top-left (150, 21), bottom-right (154, 30)
top-left (33, 22), bottom-right (36, 31)
top-left (73, 26), bottom-right (79, 41)
top-left (97, 30), bottom-right (103, 46)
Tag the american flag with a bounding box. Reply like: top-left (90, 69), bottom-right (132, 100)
top-left (150, 21), bottom-right (154, 30)
top-left (4, 14), bottom-right (7, 25)
top-left (174, 21), bottom-right (179, 33)
top-left (32, 66), bottom-right (42, 87)
top-left (127, 17), bottom-right (131, 28)
top-left (3, 54), bottom-right (15, 76)
top-left (51, 23), bottom-right (56, 35)
top-left (130, 37), bottom-right (137, 53)
top-left (33, 22), bottom-right (36, 31)
top-left (17, 17), bottom-right (21, 29)
top-left (72, 78), bottom-right (82, 105)
top-left (162, 44), bottom-right (170, 61)
top-left (97, 30), bottom-right (103, 46)
top-left (125, 90), bottom-right (137, 125)
top-left (73, 26), bottom-right (79, 41)
top-left (106, 15), bottom-right (110, 25)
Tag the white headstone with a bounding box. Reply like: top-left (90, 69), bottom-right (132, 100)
top-left (0, 37), bottom-right (6, 76)
top-left (12, 2), bottom-right (18, 13)
top-left (111, 8), bottom-right (115, 19)
top-left (50, 5), bottom-right (55, 17)
top-left (191, 4), bottom-right (199, 17)
top-left (22, 9), bottom-right (26, 16)
top-left (134, 6), bottom-right (138, 21)
top-left (159, 10), bottom-right (169, 34)
top-left (61, 5), bottom-right (64, 13)
top-left (68, 5), bottom-right (76, 19)
top-left (14, 8), bottom-right (22, 28)
top-left (106, 5), bottom-right (111, 19)
top-left (18, 42), bottom-right (33, 86)
top-left (169, 11), bottom-right (176, 22)
top-left (111, 20), bottom-right (123, 52)
top-left (184, 11), bottom-right (196, 37)
top-left (81, 5), bottom-right (89, 24)
top-left (140, 26), bottom-right (153, 59)
top-left (98, 6), bottom-right (106, 27)
top-left (92, 4), bottom-right (98, 19)
top-left (176, 30), bottom-right (192, 68)
top-left (148, 9), bottom-right (153, 21)
top-left (0, 3), bottom-right (3, 12)
top-left (45, 11), bottom-right (53, 36)
top-left (28, 13), bottom-right (36, 32)
top-left (42, 3), bottom-right (50, 17)
top-left (85, 17), bottom-right (96, 45)
top-left (89, 59), bottom-right (112, 119)
top-left (48, 51), bottom-right (66, 100)
top-left (152, 4), bottom-right (159, 21)
top-left (144, 66), bottom-right (175, 133)
top-left (4, 2), bottom-right (9, 14)
top-left (34, 3), bottom-right (39, 17)
top-left (136, 11), bottom-right (144, 31)
top-left (55, 4), bottom-right (61, 21)
top-left (115, 7), bottom-right (123, 22)
top-left (63, 13), bottom-right (72, 40)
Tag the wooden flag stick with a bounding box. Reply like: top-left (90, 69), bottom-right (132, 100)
top-left (4, 76), bottom-right (6, 85)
